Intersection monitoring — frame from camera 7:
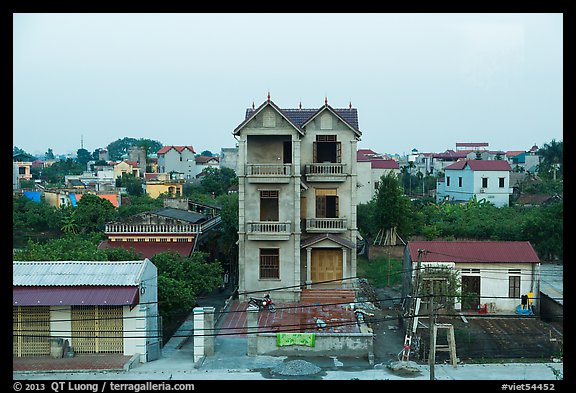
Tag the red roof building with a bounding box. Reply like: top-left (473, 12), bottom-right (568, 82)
top-left (403, 241), bottom-right (541, 313)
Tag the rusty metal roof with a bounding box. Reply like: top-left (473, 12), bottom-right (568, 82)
top-left (12, 260), bottom-right (149, 286)
top-left (407, 241), bottom-right (540, 263)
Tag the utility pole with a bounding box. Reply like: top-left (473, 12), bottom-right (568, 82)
top-left (428, 282), bottom-right (436, 380)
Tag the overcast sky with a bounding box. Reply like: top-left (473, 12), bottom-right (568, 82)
top-left (13, 13), bottom-right (563, 158)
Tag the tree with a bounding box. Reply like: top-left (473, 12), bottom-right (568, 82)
top-left (200, 167), bottom-right (238, 197)
top-left (538, 139), bottom-right (563, 180)
top-left (151, 251), bottom-right (223, 319)
top-left (373, 172), bottom-right (412, 239)
top-left (200, 150), bottom-right (214, 157)
top-left (106, 137), bottom-right (137, 161)
top-left (60, 207), bottom-right (78, 235)
top-left (74, 193), bottom-right (118, 234)
top-left (13, 237), bottom-right (108, 261)
top-left (45, 148), bottom-right (55, 159)
top-left (76, 148), bottom-right (92, 166)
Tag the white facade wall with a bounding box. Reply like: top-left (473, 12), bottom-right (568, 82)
top-left (356, 161), bottom-right (373, 204)
top-left (158, 148), bottom-right (199, 180)
top-left (457, 262), bottom-right (539, 312)
top-left (444, 166), bottom-right (511, 207)
top-left (412, 261), bottom-right (539, 312)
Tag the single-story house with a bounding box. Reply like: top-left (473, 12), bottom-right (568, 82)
top-left (402, 241), bottom-right (541, 313)
top-left (13, 259), bottom-right (160, 363)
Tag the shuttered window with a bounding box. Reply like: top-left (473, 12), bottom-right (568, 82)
top-left (259, 249), bottom-right (280, 279)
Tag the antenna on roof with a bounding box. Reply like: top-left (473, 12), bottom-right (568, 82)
top-left (324, 96), bottom-right (328, 106)
top-left (299, 99), bottom-right (302, 110)
top-left (267, 91), bottom-right (271, 102)
top-left (252, 101), bottom-right (255, 110)
top-left (349, 100), bottom-right (352, 109)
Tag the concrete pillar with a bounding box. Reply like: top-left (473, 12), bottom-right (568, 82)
top-left (246, 305), bottom-right (260, 356)
top-left (306, 247), bottom-right (312, 289)
top-left (192, 307), bottom-right (204, 362)
top-left (342, 247), bottom-right (348, 288)
top-left (203, 307), bottom-right (215, 356)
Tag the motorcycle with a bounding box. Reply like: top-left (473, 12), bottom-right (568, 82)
top-left (248, 293), bottom-right (277, 313)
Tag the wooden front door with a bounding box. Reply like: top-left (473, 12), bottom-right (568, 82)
top-left (461, 276), bottom-right (481, 310)
top-left (311, 249), bottom-right (343, 284)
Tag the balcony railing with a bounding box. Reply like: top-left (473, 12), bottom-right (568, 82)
top-left (304, 163), bottom-right (347, 182)
top-left (245, 164), bottom-right (291, 183)
top-left (105, 223), bottom-right (201, 234)
top-left (246, 221), bottom-right (291, 240)
top-left (246, 164), bottom-right (291, 176)
top-left (305, 218), bottom-right (347, 232)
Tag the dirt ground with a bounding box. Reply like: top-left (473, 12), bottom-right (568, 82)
top-left (361, 283), bottom-right (563, 365)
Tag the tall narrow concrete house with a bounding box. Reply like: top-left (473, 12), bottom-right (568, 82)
top-left (233, 96), bottom-right (362, 302)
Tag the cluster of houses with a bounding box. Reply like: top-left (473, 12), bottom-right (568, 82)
top-left (13, 97), bottom-right (560, 365)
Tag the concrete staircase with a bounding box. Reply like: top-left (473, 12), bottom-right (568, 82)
top-left (299, 288), bottom-right (356, 305)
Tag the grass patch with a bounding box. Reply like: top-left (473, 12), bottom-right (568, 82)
top-left (357, 255), bottom-right (403, 288)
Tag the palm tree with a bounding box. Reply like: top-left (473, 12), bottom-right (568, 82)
top-left (60, 208), bottom-right (78, 235)
top-left (538, 139), bottom-right (563, 180)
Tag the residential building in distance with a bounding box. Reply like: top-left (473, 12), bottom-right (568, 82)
top-left (113, 160), bottom-right (142, 179)
top-left (436, 159), bottom-right (513, 207)
top-left (195, 155), bottom-right (220, 177)
top-left (220, 147), bottom-right (239, 173)
top-left (157, 145), bottom-right (198, 181)
top-left (356, 149), bottom-right (400, 204)
top-left (234, 96), bottom-right (361, 302)
top-left (144, 172), bottom-right (184, 198)
top-left (99, 203), bottom-right (221, 259)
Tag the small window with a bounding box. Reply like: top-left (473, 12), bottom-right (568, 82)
top-left (458, 177), bottom-right (462, 187)
top-left (499, 177), bottom-right (505, 188)
top-left (260, 249), bottom-right (279, 279)
top-left (446, 177), bottom-right (451, 187)
top-left (482, 178), bottom-right (488, 188)
top-left (509, 276), bottom-right (521, 298)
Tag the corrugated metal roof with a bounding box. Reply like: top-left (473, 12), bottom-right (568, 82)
top-left (407, 241), bottom-right (540, 263)
top-left (13, 260), bottom-right (148, 286)
top-left (445, 159), bottom-right (512, 171)
top-left (13, 286), bottom-right (139, 306)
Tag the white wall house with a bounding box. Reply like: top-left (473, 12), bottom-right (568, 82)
top-left (157, 145), bottom-right (199, 181)
top-left (356, 149), bottom-right (400, 204)
top-left (233, 97), bottom-right (361, 302)
top-left (436, 159), bottom-right (513, 207)
top-left (13, 260), bottom-right (160, 363)
top-left (403, 241), bottom-right (541, 313)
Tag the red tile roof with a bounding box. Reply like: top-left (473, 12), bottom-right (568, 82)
top-left (13, 286), bottom-right (139, 306)
top-left (445, 159), bottom-right (512, 171)
top-left (157, 145), bottom-right (196, 155)
top-left (371, 159), bottom-right (400, 169)
top-left (407, 241), bottom-right (540, 263)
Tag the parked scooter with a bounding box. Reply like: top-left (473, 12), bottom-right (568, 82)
top-left (248, 293), bottom-right (277, 313)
